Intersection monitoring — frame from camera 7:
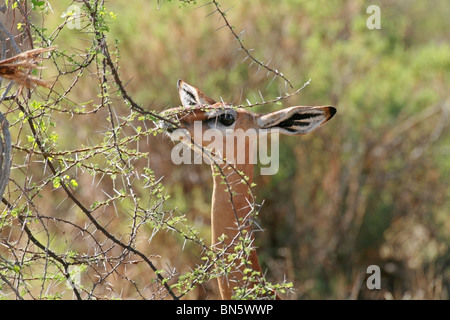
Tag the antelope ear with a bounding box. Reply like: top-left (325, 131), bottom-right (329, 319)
top-left (177, 79), bottom-right (216, 107)
top-left (257, 106), bottom-right (336, 135)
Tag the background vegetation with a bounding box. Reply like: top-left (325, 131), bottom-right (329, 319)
top-left (0, 0), bottom-right (449, 299)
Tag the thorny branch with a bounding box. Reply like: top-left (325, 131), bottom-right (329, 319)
top-left (0, 1), bottom-right (180, 300)
top-left (0, 0), bottom-right (298, 300)
top-left (211, 0), bottom-right (294, 89)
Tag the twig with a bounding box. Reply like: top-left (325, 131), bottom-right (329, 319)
top-left (237, 78), bottom-right (311, 109)
top-left (211, 0), bottom-right (294, 89)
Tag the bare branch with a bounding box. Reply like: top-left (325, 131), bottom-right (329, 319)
top-left (211, 0), bottom-right (294, 89)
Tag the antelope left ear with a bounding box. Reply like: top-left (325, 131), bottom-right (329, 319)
top-left (177, 79), bottom-right (216, 107)
top-left (257, 106), bottom-right (336, 135)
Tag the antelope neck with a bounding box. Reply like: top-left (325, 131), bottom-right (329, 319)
top-left (210, 161), bottom-right (262, 299)
top-left (210, 162), bottom-right (254, 241)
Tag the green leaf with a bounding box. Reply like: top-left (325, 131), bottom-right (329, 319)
top-left (53, 177), bottom-right (61, 189)
top-left (31, 0), bottom-right (45, 6)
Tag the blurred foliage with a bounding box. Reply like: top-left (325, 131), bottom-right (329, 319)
top-left (0, 0), bottom-right (449, 299)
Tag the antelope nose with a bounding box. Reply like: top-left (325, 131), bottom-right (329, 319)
top-left (166, 125), bottom-right (176, 133)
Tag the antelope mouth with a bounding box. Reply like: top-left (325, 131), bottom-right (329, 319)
top-left (158, 120), bottom-right (177, 134)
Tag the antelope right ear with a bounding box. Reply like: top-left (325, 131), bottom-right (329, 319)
top-left (177, 79), bottom-right (216, 107)
top-left (257, 106), bottom-right (336, 135)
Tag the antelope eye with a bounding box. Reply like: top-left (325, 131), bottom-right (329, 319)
top-left (217, 113), bottom-right (235, 126)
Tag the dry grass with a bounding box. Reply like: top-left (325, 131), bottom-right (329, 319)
top-left (0, 46), bottom-right (56, 88)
